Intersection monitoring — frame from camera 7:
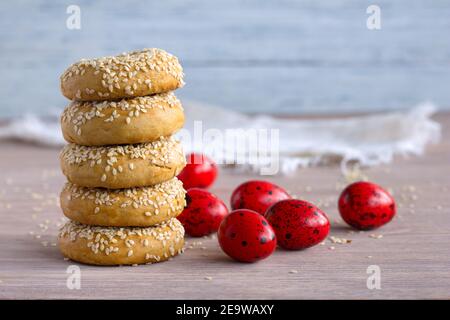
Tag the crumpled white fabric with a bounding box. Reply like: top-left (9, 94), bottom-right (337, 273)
top-left (0, 102), bottom-right (441, 174)
top-left (0, 114), bottom-right (64, 146)
top-left (180, 101), bottom-right (441, 174)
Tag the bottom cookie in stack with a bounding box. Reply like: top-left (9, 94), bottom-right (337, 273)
top-left (58, 218), bottom-right (185, 265)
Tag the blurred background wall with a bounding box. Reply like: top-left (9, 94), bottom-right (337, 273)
top-left (1, 0), bottom-right (449, 117)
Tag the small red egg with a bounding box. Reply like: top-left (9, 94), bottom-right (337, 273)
top-left (218, 209), bottom-right (277, 263)
top-left (230, 180), bottom-right (291, 215)
top-left (177, 153), bottom-right (218, 189)
top-left (265, 199), bottom-right (330, 250)
top-left (338, 181), bottom-right (396, 230)
top-left (177, 188), bottom-right (228, 237)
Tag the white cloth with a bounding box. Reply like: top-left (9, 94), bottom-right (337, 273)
top-left (0, 102), bottom-right (441, 174)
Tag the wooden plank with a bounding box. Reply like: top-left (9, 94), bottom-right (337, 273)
top-left (0, 114), bottom-right (449, 299)
top-left (1, 0), bottom-right (450, 116)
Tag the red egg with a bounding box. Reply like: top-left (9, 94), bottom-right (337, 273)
top-left (177, 153), bottom-right (218, 189)
top-left (218, 209), bottom-right (277, 263)
top-left (265, 199), bottom-right (330, 250)
top-left (338, 181), bottom-right (396, 230)
top-left (230, 180), bottom-right (291, 215)
top-left (177, 188), bottom-right (228, 237)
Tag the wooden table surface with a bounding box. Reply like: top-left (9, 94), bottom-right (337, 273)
top-left (0, 114), bottom-right (449, 300)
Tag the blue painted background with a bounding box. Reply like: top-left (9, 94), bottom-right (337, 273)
top-left (1, 0), bottom-right (449, 116)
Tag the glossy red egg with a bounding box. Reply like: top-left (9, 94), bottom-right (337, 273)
top-left (338, 181), bottom-right (396, 230)
top-left (265, 199), bottom-right (330, 250)
top-left (177, 188), bottom-right (229, 237)
top-left (218, 209), bottom-right (277, 263)
top-left (177, 153), bottom-right (218, 189)
top-left (230, 180), bottom-right (291, 215)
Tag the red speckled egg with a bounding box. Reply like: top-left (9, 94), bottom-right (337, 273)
top-left (177, 188), bottom-right (229, 237)
top-left (218, 209), bottom-right (277, 263)
top-left (230, 180), bottom-right (291, 215)
top-left (338, 181), bottom-right (396, 230)
top-left (177, 153), bottom-right (218, 189)
top-left (265, 199), bottom-right (330, 250)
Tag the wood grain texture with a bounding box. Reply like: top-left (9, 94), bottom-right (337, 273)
top-left (1, 0), bottom-right (450, 116)
top-left (0, 114), bottom-right (449, 299)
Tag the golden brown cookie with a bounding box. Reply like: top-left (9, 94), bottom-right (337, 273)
top-left (61, 92), bottom-right (184, 146)
top-left (60, 48), bottom-right (184, 101)
top-left (60, 178), bottom-right (186, 227)
top-left (58, 218), bottom-right (185, 265)
top-left (60, 136), bottom-right (186, 189)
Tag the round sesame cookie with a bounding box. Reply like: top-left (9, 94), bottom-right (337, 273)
top-left (60, 136), bottom-right (186, 189)
top-left (58, 218), bottom-right (185, 265)
top-left (61, 92), bottom-right (184, 146)
top-left (60, 178), bottom-right (186, 227)
top-left (60, 48), bottom-right (184, 101)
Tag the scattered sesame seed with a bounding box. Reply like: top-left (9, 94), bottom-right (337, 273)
top-left (329, 236), bottom-right (352, 244)
top-left (60, 49), bottom-right (184, 100)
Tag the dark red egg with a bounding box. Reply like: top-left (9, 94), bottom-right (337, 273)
top-left (218, 209), bottom-right (277, 263)
top-left (338, 181), bottom-right (396, 230)
top-left (177, 153), bottom-right (218, 189)
top-left (230, 180), bottom-right (291, 215)
top-left (177, 188), bottom-right (228, 237)
top-left (265, 199), bottom-right (330, 250)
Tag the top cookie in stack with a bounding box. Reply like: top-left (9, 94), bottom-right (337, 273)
top-left (57, 49), bottom-right (187, 266)
top-left (61, 48), bottom-right (184, 102)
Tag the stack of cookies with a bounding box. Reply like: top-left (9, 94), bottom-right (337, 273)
top-left (57, 49), bottom-right (187, 265)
